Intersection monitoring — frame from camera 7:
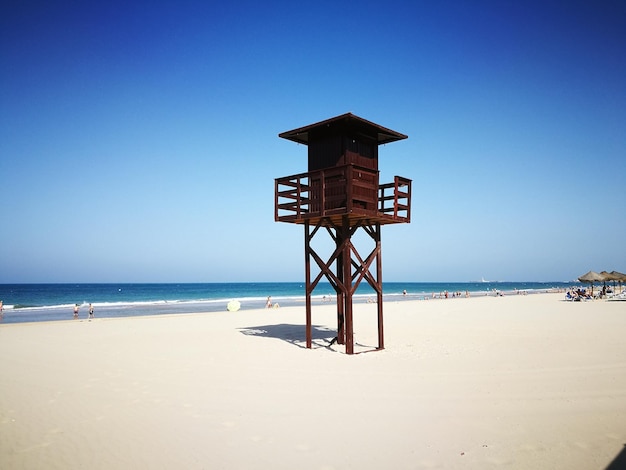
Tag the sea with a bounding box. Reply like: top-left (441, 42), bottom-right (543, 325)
top-left (0, 281), bottom-right (578, 325)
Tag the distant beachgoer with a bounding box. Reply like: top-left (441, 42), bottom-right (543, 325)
top-left (73, 304), bottom-right (79, 318)
top-left (0, 300), bottom-right (3, 312)
top-left (403, 290), bottom-right (407, 296)
top-left (266, 296), bottom-right (272, 308)
top-left (88, 303), bottom-right (94, 319)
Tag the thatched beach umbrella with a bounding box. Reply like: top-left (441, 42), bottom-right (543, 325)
top-left (609, 271), bottom-right (626, 292)
top-left (600, 271), bottom-right (612, 285)
top-left (578, 270), bottom-right (605, 296)
top-left (578, 270), bottom-right (604, 282)
top-left (599, 271), bottom-right (615, 295)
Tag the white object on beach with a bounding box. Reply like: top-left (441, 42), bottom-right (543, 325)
top-left (608, 291), bottom-right (626, 301)
top-left (227, 300), bottom-right (241, 312)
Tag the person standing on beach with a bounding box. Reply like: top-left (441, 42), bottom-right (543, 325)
top-left (266, 296), bottom-right (272, 308)
top-left (88, 303), bottom-right (94, 319)
top-left (73, 304), bottom-right (79, 318)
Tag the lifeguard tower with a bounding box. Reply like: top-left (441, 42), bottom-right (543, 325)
top-left (275, 113), bottom-right (411, 354)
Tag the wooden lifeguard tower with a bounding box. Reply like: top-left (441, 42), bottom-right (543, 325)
top-left (275, 113), bottom-right (411, 354)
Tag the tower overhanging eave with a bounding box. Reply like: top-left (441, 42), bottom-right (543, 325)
top-left (278, 112), bottom-right (408, 146)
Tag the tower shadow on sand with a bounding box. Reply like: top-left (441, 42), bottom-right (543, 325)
top-left (239, 323), bottom-right (378, 353)
top-left (239, 323), bottom-right (335, 350)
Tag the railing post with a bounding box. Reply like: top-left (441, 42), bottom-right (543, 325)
top-left (301, 174), bottom-right (306, 217)
top-left (406, 178), bottom-right (411, 222)
top-left (274, 178), bottom-right (279, 221)
top-left (394, 176), bottom-right (399, 218)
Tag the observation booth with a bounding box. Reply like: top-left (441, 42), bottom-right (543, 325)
top-left (274, 113), bottom-right (411, 354)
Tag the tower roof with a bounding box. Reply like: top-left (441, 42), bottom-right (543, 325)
top-left (278, 112), bottom-right (408, 146)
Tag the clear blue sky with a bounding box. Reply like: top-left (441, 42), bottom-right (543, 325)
top-left (1, 0), bottom-right (625, 283)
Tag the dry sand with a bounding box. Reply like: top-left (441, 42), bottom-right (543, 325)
top-left (1, 293), bottom-right (625, 469)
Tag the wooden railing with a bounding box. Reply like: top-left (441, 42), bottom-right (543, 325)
top-left (275, 171), bottom-right (312, 221)
top-left (379, 176), bottom-right (411, 222)
top-left (275, 165), bottom-right (411, 223)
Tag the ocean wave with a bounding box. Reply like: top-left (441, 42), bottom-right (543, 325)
top-left (4, 295), bottom-right (313, 312)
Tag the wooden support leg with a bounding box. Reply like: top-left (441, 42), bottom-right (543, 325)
top-left (342, 216), bottom-right (354, 355)
top-left (336, 291), bottom-right (345, 345)
top-left (376, 222), bottom-right (384, 350)
top-left (336, 235), bottom-right (345, 345)
top-left (304, 221), bottom-right (312, 349)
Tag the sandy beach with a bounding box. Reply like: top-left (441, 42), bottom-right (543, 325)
top-left (1, 293), bottom-right (625, 469)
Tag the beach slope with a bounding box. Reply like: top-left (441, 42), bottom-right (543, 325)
top-left (1, 293), bottom-right (625, 469)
